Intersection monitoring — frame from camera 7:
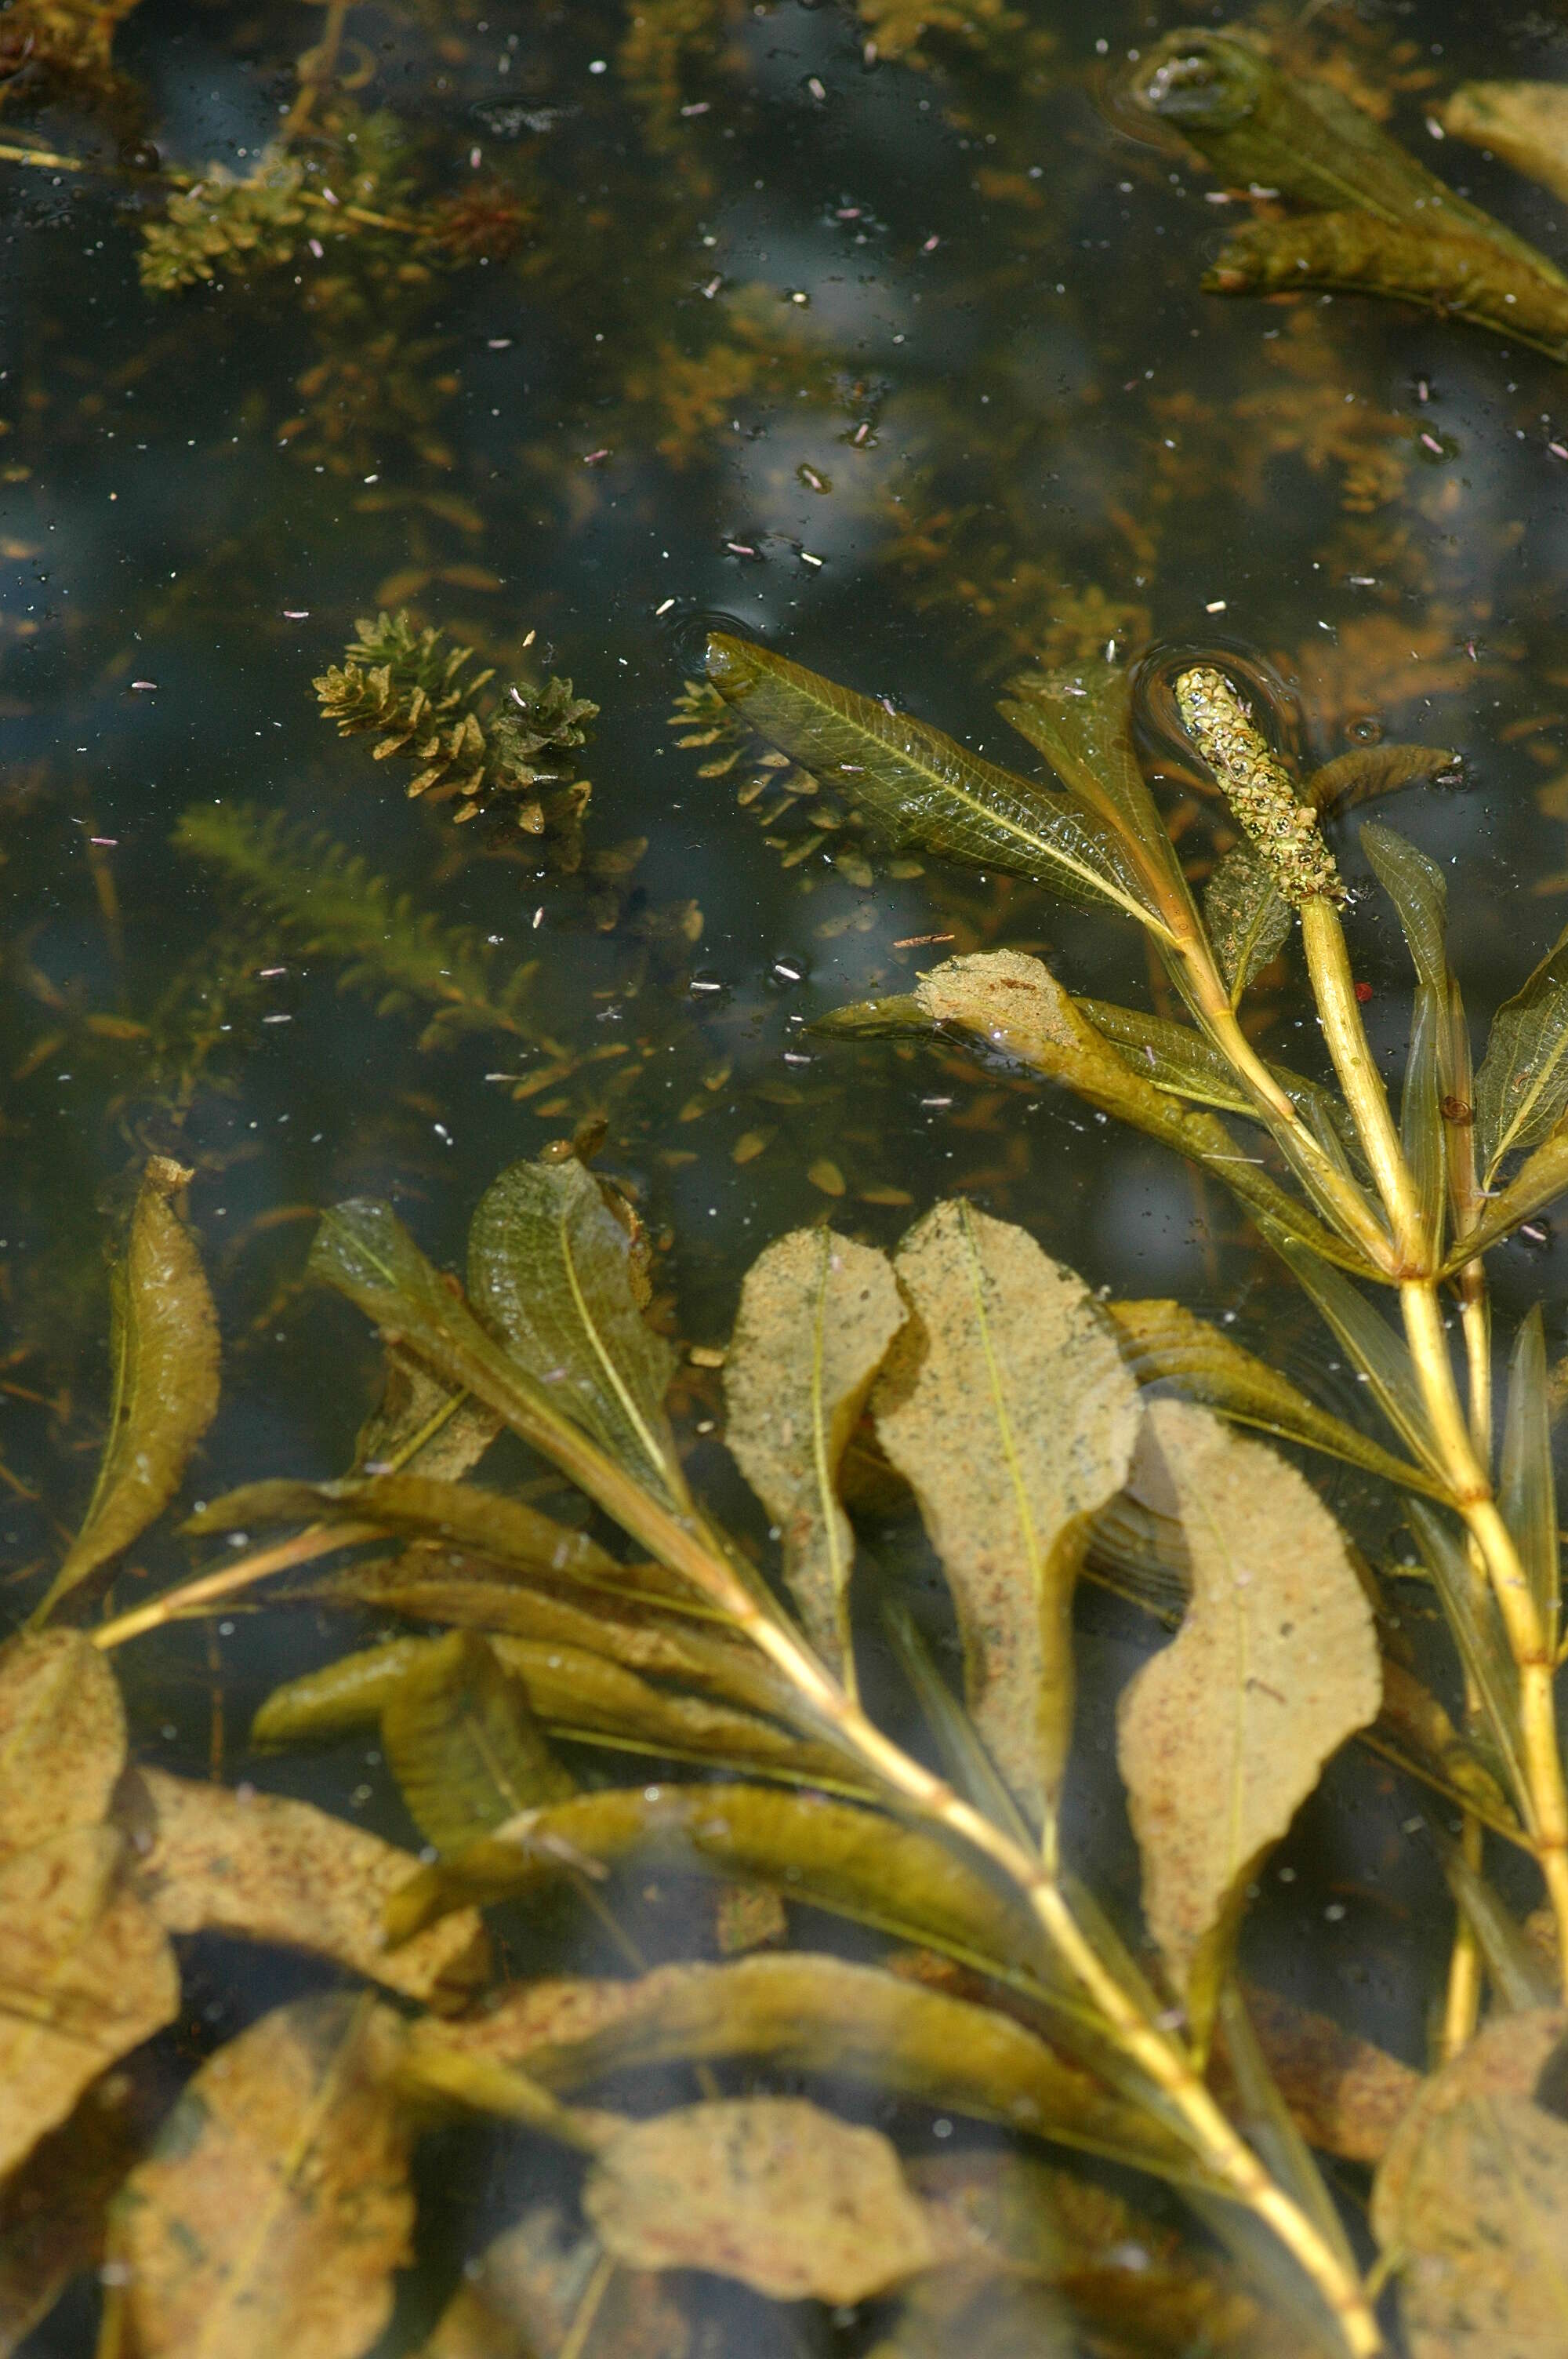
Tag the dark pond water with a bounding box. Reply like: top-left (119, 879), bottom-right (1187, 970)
top-left (7, 0), bottom-right (1568, 2351)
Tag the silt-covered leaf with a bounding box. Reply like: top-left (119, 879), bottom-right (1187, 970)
top-left (101, 1994), bottom-right (412, 2359)
top-left (0, 1630), bottom-right (126, 1861)
top-left (865, 2266), bottom-right (1074, 2358)
top-left (724, 1226), bottom-right (905, 1677)
top-left (35, 1156), bottom-right (220, 1622)
top-left (1371, 2006), bottom-right (1568, 2357)
top-left (583, 2095), bottom-right (936, 2303)
top-left (0, 1827), bottom-right (178, 2181)
top-left (382, 1627), bottom-right (575, 1852)
top-left (1203, 841), bottom-right (1292, 1002)
top-left (1116, 1401), bottom-right (1381, 2042)
top-left (873, 1201), bottom-right (1142, 1831)
top-left (419, 2205), bottom-right (691, 2359)
top-left (123, 1765), bottom-right (489, 2009)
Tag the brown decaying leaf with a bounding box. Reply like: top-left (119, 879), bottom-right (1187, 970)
top-left (1372, 2006), bottom-right (1568, 2357)
top-left (583, 2095), bottom-right (938, 2303)
top-left (0, 2071), bottom-right (144, 2357)
top-left (724, 1226), bottom-right (905, 1677)
top-left (0, 1827), bottom-right (179, 2182)
top-left (354, 1340), bottom-right (502, 1483)
top-left (37, 1155), bottom-right (220, 1621)
top-left (122, 1765), bottom-right (488, 2010)
top-left (102, 1994), bottom-right (412, 2359)
top-left (1223, 1986), bottom-right (1419, 2170)
top-left (1116, 1401), bottom-right (1381, 2039)
top-left (419, 2205), bottom-right (691, 2358)
top-left (873, 1200), bottom-right (1140, 1830)
top-left (0, 1631), bottom-right (126, 1862)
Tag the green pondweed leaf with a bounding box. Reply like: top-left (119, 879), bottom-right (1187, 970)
top-left (34, 1157), bottom-right (220, 1624)
top-left (996, 660), bottom-right (1197, 930)
top-left (1260, 1224), bottom-right (1446, 1480)
top-left (1400, 987), bottom-right (1448, 1252)
top-left (724, 1227), bottom-right (906, 1681)
top-left (1475, 916), bottom-right (1568, 1181)
top-left (1371, 2006), bottom-right (1568, 2358)
top-left (702, 634), bottom-right (1160, 931)
top-left (1116, 1402), bottom-right (1381, 2049)
top-left (871, 1201), bottom-right (1142, 1834)
top-left (1080, 998), bottom-right (1357, 1156)
top-left (380, 1629), bottom-right (575, 1853)
top-left (820, 949), bottom-right (1380, 1274)
top-left (1203, 843), bottom-right (1292, 1005)
top-left (1105, 1296), bottom-right (1446, 1497)
top-left (1501, 1304), bottom-right (1560, 1656)
top-left (1437, 1841), bottom-right (1559, 2012)
top-left (1373, 1659), bottom-right (1523, 1846)
top-left (411, 1950), bottom-right (1185, 2180)
top-left (1359, 823), bottom-right (1450, 1006)
top-left (189, 1470), bottom-right (620, 1583)
top-left (1405, 1502), bottom-right (1532, 1829)
top-left (100, 1996), bottom-right (412, 2359)
top-left (582, 2095), bottom-right (938, 2305)
top-left (1444, 1113), bottom-right (1568, 1266)
top-left (418, 2204), bottom-right (691, 2359)
top-left (468, 1157), bottom-right (686, 1510)
top-left (122, 1765), bottom-right (488, 2008)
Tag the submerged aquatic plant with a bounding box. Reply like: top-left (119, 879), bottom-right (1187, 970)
top-left (1131, 28), bottom-right (1568, 367)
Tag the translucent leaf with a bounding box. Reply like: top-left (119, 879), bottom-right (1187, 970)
top-left (124, 1765), bottom-right (489, 2010)
top-left (189, 1470), bottom-right (621, 1584)
top-left (101, 1995), bottom-right (412, 2359)
top-left (1445, 1114), bottom-right (1568, 1265)
top-left (1105, 1296), bottom-right (1445, 1497)
top-left (873, 1201), bottom-right (1142, 1832)
top-left (0, 2074), bottom-right (143, 2358)
top-left (997, 660), bottom-right (1196, 928)
top-left (418, 2205), bottom-right (690, 2359)
top-left (410, 1950), bottom-right (1184, 2180)
top-left (1372, 2006), bottom-right (1568, 2357)
top-left (865, 2266), bottom-right (1075, 2358)
top-left (1308, 745), bottom-right (1460, 823)
top-left (1212, 1983), bottom-right (1359, 2285)
top-left (468, 1157), bottom-right (686, 1510)
top-left (1475, 917), bottom-right (1568, 1180)
top-left (1438, 1843), bottom-right (1558, 2012)
top-left (354, 1342), bottom-right (501, 1484)
top-left (1406, 1503), bottom-right (1531, 1829)
top-left (1501, 1304), bottom-right (1560, 1653)
top-left (1230, 1986), bottom-right (1419, 2170)
top-left (724, 1227), bottom-right (905, 1677)
top-left (1261, 1226), bottom-right (1444, 1479)
top-left (1372, 1659), bottom-right (1522, 1844)
top-left (1116, 1402), bottom-right (1381, 2046)
top-left (0, 1828), bottom-right (178, 2182)
top-left (704, 634), bottom-right (1159, 929)
top-left (1400, 987), bottom-right (1447, 1254)
top-left (1359, 823), bottom-right (1449, 1006)
top-left (383, 1631), bottom-right (573, 1852)
top-left (1081, 999), bottom-right (1356, 1153)
top-left (34, 1156), bottom-right (220, 1622)
top-left (1203, 841), bottom-right (1292, 1002)
top-left (583, 2096), bottom-right (936, 2303)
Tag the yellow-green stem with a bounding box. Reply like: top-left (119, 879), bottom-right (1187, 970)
top-left (1301, 900), bottom-right (1428, 1275)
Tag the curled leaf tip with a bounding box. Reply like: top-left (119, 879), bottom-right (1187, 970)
top-left (1174, 665), bottom-right (1345, 907)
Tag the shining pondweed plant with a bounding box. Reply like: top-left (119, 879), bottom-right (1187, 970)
top-left (9, 634), bottom-right (1568, 2358)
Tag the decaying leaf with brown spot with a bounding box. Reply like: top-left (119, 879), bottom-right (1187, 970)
top-left (1116, 1401), bottom-right (1381, 2044)
top-left (419, 2205), bottom-right (691, 2359)
top-left (1227, 1986), bottom-right (1419, 2169)
top-left (1372, 2006), bottom-right (1568, 2357)
top-left (0, 2070), bottom-right (144, 2354)
top-left (583, 2095), bottom-right (938, 2303)
top-left (122, 1766), bottom-right (488, 2010)
top-left (873, 1200), bottom-right (1141, 1830)
top-left (0, 1827), bottom-right (178, 2181)
top-left (0, 1631), bottom-right (126, 1863)
top-left (724, 1226), bottom-right (905, 1678)
top-left (35, 1155), bottom-right (220, 1622)
top-left (102, 1994), bottom-right (412, 2359)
